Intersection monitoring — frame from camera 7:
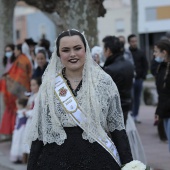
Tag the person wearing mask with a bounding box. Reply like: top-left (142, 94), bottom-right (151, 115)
top-left (0, 44), bottom-right (32, 135)
top-left (153, 40), bottom-right (170, 152)
top-left (2, 44), bottom-right (16, 73)
top-left (128, 34), bottom-right (148, 123)
top-left (151, 55), bottom-right (167, 142)
top-left (32, 50), bottom-right (48, 79)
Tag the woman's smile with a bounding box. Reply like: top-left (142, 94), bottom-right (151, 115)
top-left (68, 58), bottom-right (79, 63)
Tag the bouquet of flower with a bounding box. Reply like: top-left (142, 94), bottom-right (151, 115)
top-left (121, 160), bottom-right (150, 170)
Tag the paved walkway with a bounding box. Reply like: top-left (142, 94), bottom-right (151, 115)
top-left (137, 105), bottom-right (170, 170)
top-left (0, 105), bottom-right (169, 170)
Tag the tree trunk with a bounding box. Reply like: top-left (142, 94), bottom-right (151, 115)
top-left (0, 0), bottom-right (16, 76)
top-left (44, 12), bottom-right (64, 37)
top-left (131, 0), bottom-right (138, 36)
top-left (0, 0), bottom-right (16, 125)
top-left (56, 0), bottom-right (99, 48)
top-left (24, 0), bottom-right (104, 48)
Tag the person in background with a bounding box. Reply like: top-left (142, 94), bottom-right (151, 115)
top-left (2, 44), bottom-right (16, 73)
top-left (128, 34), bottom-right (148, 123)
top-left (102, 35), bottom-right (147, 164)
top-left (10, 98), bottom-right (28, 163)
top-left (25, 38), bottom-right (38, 69)
top-left (91, 46), bottom-right (103, 66)
top-left (118, 35), bottom-right (134, 65)
top-left (23, 77), bottom-right (42, 164)
top-left (0, 44), bottom-right (32, 135)
top-left (151, 55), bottom-right (167, 142)
top-left (165, 31), bottom-right (170, 41)
top-left (32, 50), bottom-right (48, 79)
top-left (103, 36), bottom-right (134, 125)
top-left (38, 38), bottom-right (52, 60)
top-left (153, 40), bottom-right (170, 152)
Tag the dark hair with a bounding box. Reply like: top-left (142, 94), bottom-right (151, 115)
top-left (155, 40), bottom-right (170, 88)
top-left (16, 44), bottom-right (22, 53)
top-left (36, 49), bottom-right (47, 59)
top-left (17, 98), bottom-right (28, 108)
top-left (31, 77), bottom-right (42, 86)
top-left (127, 34), bottom-right (136, 43)
top-left (56, 29), bottom-right (86, 57)
top-left (154, 40), bottom-right (170, 56)
top-left (39, 38), bottom-right (50, 50)
top-left (3, 44), bottom-right (16, 67)
top-left (102, 36), bottom-right (122, 55)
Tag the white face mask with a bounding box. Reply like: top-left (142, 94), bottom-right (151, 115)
top-left (155, 56), bottom-right (164, 63)
top-left (5, 51), bottom-right (13, 58)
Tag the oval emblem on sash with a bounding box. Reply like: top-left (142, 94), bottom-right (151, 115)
top-left (59, 87), bottom-right (67, 97)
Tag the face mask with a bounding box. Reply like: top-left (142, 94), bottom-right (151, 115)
top-left (5, 51), bottom-right (13, 58)
top-left (155, 56), bottom-right (164, 63)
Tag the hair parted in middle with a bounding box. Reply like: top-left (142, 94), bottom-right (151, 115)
top-left (56, 29), bottom-right (86, 57)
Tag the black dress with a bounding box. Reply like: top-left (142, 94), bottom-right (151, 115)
top-left (27, 70), bottom-right (133, 170)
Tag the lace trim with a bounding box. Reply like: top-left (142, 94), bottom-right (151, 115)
top-left (25, 30), bottom-right (125, 148)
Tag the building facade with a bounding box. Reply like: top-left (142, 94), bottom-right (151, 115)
top-left (14, 2), bottom-right (56, 49)
top-left (97, 0), bottom-right (131, 46)
top-left (138, 0), bottom-right (170, 60)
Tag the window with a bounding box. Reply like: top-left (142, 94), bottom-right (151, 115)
top-left (115, 19), bottom-right (125, 32)
top-left (16, 30), bottom-right (20, 40)
top-left (145, 8), bottom-right (156, 21)
top-left (146, 6), bottom-right (170, 21)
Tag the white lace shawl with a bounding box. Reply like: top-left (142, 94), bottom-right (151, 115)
top-left (25, 31), bottom-right (125, 147)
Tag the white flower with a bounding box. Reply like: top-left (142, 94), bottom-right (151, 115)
top-left (122, 160), bottom-right (146, 170)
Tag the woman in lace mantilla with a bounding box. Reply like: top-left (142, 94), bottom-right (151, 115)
top-left (26, 29), bottom-right (133, 170)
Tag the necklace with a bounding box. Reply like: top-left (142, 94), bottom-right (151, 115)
top-left (62, 68), bottom-right (82, 96)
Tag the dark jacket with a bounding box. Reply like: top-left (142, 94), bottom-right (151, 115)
top-left (155, 62), bottom-right (170, 119)
top-left (151, 58), bottom-right (160, 76)
top-left (104, 54), bottom-right (134, 118)
top-left (129, 47), bottom-right (148, 79)
top-left (32, 63), bottom-right (48, 78)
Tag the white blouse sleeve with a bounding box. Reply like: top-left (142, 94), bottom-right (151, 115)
top-left (106, 80), bottom-right (125, 132)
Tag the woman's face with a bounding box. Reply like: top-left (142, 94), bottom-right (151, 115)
top-left (5, 46), bottom-right (13, 58)
top-left (5, 46), bottom-right (13, 53)
top-left (59, 35), bottom-right (86, 72)
top-left (14, 47), bottom-right (21, 57)
top-left (153, 46), bottom-right (167, 59)
top-left (36, 53), bottom-right (47, 68)
top-left (30, 79), bottom-right (39, 93)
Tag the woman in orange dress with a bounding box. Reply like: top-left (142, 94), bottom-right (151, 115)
top-left (0, 44), bottom-right (32, 135)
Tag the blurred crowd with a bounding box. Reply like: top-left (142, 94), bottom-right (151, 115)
top-left (0, 37), bottom-right (51, 163)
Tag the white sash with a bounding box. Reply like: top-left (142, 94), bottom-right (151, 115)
top-left (55, 74), bottom-right (121, 166)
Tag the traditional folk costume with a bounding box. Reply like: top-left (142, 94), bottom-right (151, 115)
top-left (0, 54), bottom-right (32, 134)
top-left (25, 30), bottom-right (148, 170)
top-left (23, 93), bottom-right (37, 154)
top-left (10, 108), bottom-right (27, 162)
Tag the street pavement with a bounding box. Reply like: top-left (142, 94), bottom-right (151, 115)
top-left (137, 105), bottom-right (170, 170)
top-left (0, 105), bottom-right (169, 170)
